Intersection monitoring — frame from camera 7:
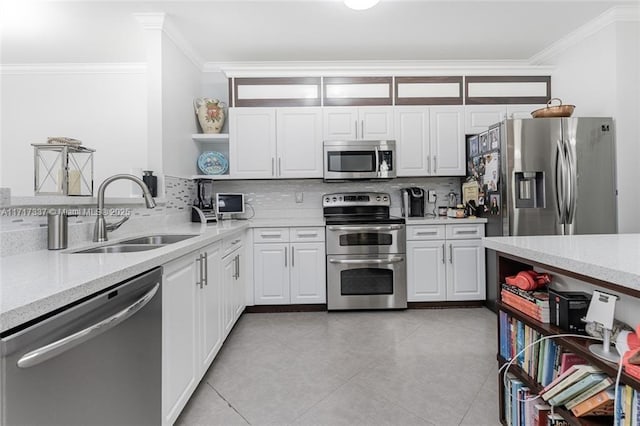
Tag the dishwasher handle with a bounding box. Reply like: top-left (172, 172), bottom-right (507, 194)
top-left (17, 283), bottom-right (160, 369)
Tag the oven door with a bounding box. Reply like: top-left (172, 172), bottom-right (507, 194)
top-left (326, 224), bottom-right (405, 255)
top-left (327, 254), bottom-right (407, 310)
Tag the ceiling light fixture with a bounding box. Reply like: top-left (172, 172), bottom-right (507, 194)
top-left (344, 0), bottom-right (380, 11)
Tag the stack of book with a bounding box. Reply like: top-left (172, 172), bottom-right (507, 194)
top-left (501, 283), bottom-right (550, 323)
top-left (540, 364), bottom-right (614, 411)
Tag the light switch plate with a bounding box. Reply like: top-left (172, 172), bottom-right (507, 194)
top-left (427, 190), bottom-right (436, 203)
top-left (295, 192), bottom-right (304, 203)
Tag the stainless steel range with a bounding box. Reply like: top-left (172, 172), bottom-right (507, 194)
top-left (324, 192), bottom-right (407, 310)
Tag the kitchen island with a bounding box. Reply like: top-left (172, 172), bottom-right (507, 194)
top-left (483, 234), bottom-right (640, 425)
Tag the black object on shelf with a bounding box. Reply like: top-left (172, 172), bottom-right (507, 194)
top-left (142, 170), bottom-right (158, 197)
top-left (548, 289), bottom-right (591, 334)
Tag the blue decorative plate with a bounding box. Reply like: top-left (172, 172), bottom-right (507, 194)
top-left (198, 151), bottom-right (228, 175)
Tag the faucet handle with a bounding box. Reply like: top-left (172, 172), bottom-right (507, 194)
top-left (105, 216), bottom-right (130, 232)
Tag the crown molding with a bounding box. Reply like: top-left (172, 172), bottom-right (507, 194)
top-left (133, 12), bottom-right (204, 70)
top-left (205, 60), bottom-right (555, 78)
top-left (0, 63), bottom-right (147, 75)
top-left (530, 5), bottom-right (640, 65)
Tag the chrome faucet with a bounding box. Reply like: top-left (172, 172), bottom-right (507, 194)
top-left (93, 174), bottom-right (156, 242)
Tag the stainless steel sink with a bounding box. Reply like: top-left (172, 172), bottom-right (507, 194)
top-left (120, 234), bottom-right (197, 245)
top-left (73, 244), bottom-right (164, 254)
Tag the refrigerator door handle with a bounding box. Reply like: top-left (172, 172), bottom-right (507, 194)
top-left (554, 139), bottom-right (567, 224)
top-left (565, 139), bottom-right (577, 225)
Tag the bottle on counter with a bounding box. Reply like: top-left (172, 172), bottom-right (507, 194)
top-left (142, 170), bottom-right (157, 197)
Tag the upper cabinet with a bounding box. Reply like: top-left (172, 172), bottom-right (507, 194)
top-left (464, 104), bottom-right (545, 134)
top-left (229, 107), bottom-right (322, 179)
top-left (395, 106), bottom-right (465, 176)
top-left (323, 107), bottom-right (394, 141)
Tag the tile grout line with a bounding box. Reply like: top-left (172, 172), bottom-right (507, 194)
top-left (207, 382), bottom-right (252, 425)
top-left (287, 379), bottom-right (353, 424)
top-left (456, 364), bottom-right (497, 425)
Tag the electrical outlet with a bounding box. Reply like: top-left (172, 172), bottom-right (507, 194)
top-left (427, 190), bottom-right (436, 203)
top-left (295, 192), bottom-right (304, 203)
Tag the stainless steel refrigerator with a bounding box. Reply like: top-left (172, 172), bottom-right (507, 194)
top-left (467, 118), bottom-right (617, 310)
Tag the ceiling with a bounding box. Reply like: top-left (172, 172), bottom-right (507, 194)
top-left (0, 0), bottom-right (636, 66)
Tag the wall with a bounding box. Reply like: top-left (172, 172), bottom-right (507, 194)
top-left (160, 32), bottom-right (203, 179)
top-left (549, 21), bottom-right (640, 233)
top-left (0, 68), bottom-right (148, 197)
top-left (212, 177), bottom-right (463, 219)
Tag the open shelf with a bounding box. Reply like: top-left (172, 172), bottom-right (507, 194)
top-left (191, 175), bottom-right (234, 180)
top-left (497, 355), bottom-right (613, 426)
top-left (191, 133), bottom-right (229, 142)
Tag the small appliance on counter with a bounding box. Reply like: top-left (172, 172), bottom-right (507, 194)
top-left (191, 180), bottom-right (217, 223)
top-left (401, 187), bottom-right (425, 217)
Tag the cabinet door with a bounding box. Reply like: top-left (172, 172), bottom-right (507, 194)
top-left (406, 240), bottom-right (447, 302)
top-left (233, 251), bottom-right (245, 320)
top-left (162, 253), bottom-right (199, 425)
top-left (464, 105), bottom-right (506, 134)
top-left (222, 253), bottom-right (236, 337)
top-left (199, 242), bottom-right (222, 373)
top-left (360, 106), bottom-right (394, 140)
top-left (323, 107), bottom-right (358, 140)
top-left (290, 242), bottom-right (326, 304)
top-left (394, 107), bottom-right (431, 176)
top-left (253, 243), bottom-right (290, 304)
top-left (229, 108), bottom-right (276, 178)
top-left (276, 107), bottom-right (323, 178)
top-left (430, 106), bottom-right (465, 176)
top-left (446, 239), bottom-right (486, 301)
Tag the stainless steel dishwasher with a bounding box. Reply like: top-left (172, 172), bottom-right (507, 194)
top-left (1, 267), bottom-right (162, 425)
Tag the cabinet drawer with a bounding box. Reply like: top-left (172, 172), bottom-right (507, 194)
top-left (290, 227), bottom-right (325, 242)
top-left (407, 225), bottom-right (445, 241)
top-left (253, 228), bottom-right (290, 243)
top-left (223, 235), bottom-right (244, 257)
top-left (445, 223), bottom-right (484, 239)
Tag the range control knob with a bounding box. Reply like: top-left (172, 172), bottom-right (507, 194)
top-left (383, 196), bottom-right (388, 201)
top-left (376, 196), bottom-right (381, 201)
top-left (325, 197), bottom-right (330, 203)
top-left (332, 197), bottom-right (337, 202)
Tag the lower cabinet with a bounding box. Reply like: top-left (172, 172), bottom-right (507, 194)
top-left (406, 223), bottom-right (486, 302)
top-left (162, 233), bottom-right (245, 426)
top-left (253, 227), bottom-right (326, 305)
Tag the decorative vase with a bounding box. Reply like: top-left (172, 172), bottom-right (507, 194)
top-left (194, 98), bottom-right (226, 134)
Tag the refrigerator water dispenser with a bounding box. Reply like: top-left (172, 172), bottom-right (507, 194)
top-left (515, 172), bottom-right (545, 208)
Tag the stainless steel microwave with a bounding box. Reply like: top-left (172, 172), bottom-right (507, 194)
top-left (323, 140), bottom-right (396, 180)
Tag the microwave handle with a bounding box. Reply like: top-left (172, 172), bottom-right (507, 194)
top-left (374, 146), bottom-right (380, 177)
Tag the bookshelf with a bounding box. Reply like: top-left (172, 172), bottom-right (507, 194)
top-left (495, 251), bottom-right (640, 425)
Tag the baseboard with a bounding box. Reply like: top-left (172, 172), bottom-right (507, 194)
top-left (244, 304), bottom-right (328, 313)
top-left (407, 300), bottom-right (485, 309)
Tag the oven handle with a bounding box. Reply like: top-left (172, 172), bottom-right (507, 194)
top-left (327, 225), bottom-right (404, 232)
top-left (328, 257), bottom-right (404, 265)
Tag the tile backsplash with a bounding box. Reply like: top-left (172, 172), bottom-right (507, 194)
top-left (0, 176), bottom-right (195, 256)
top-left (212, 177), bottom-right (463, 219)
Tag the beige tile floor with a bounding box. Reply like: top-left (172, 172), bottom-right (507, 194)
top-left (176, 308), bottom-right (500, 426)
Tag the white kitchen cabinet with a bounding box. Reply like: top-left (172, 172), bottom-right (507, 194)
top-left (406, 223), bottom-right (485, 302)
top-left (162, 253), bottom-right (198, 426)
top-left (430, 106), bottom-right (465, 176)
top-left (253, 227), bottom-right (326, 305)
top-left (464, 104), bottom-right (545, 134)
top-left (222, 232), bottom-right (245, 337)
top-left (229, 107), bottom-right (322, 179)
top-left (198, 242), bottom-right (222, 373)
top-left (323, 106), bottom-right (394, 140)
top-left (395, 106), bottom-right (465, 177)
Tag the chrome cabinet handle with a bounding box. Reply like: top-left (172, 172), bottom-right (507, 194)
top-left (361, 120), bottom-right (364, 139)
top-left (284, 246), bottom-right (288, 267)
top-left (271, 157), bottom-right (275, 176)
top-left (278, 157), bottom-right (282, 176)
top-left (354, 120), bottom-right (358, 139)
top-left (328, 257), bottom-right (404, 265)
top-left (433, 155), bottom-right (437, 173)
top-left (449, 244), bottom-right (453, 264)
top-left (196, 255), bottom-right (203, 288)
top-left (203, 252), bottom-right (208, 286)
top-left (327, 225), bottom-right (403, 232)
top-left (236, 254), bottom-right (240, 279)
top-left (416, 231), bottom-right (437, 235)
top-left (291, 246), bottom-right (295, 267)
top-left (442, 244), bottom-right (445, 264)
top-left (427, 155), bottom-right (431, 174)
top-left (259, 232), bottom-right (282, 238)
top-left (17, 283), bottom-right (160, 369)
top-left (454, 230), bottom-right (478, 235)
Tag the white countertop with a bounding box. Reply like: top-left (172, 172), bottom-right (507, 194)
top-left (0, 221), bottom-right (250, 333)
top-left (249, 217), bottom-right (325, 227)
top-left (405, 216), bottom-right (487, 225)
top-left (483, 234), bottom-right (640, 291)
